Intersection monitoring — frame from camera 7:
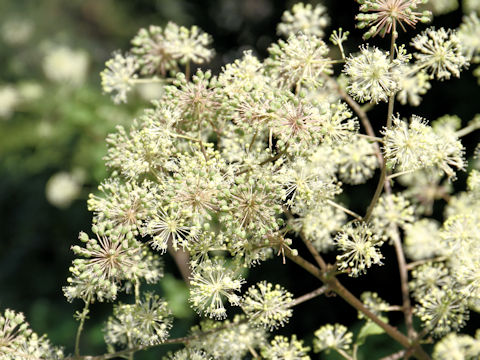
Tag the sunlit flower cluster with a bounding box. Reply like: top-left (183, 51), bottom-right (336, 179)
top-left (277, 2), bottom-right (330, 38)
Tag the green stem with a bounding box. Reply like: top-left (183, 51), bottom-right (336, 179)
top-left (74, 297), bottom-right (91, 357)
top-left (336, 348), bottom-right (354, 360)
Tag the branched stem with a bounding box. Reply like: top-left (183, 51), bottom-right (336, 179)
top-left (284, 250), bottom-right (431, 360)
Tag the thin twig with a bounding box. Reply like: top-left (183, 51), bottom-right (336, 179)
top-left (289, 286), bottom-right (329, 307)
top-left (74, 297), bottom-right (91, 357)
top-left (336, 348), bottom-right (354, 360)
top-left (387, 170), bottom-right (415, 181)
top-left (327, 200), bottom-right (362, 220)
top-left (406, 257), bottom-right (447, 271)
top-left (455, 120), bottom-right (480, 138)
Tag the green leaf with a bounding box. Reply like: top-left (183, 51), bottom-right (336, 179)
top-left (355, 317), bottom-right (388, 346)
top-left (160, 274), bottom-right (194, 319)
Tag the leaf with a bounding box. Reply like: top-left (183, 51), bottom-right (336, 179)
top-left (355, 317), bottom-right (388, 346)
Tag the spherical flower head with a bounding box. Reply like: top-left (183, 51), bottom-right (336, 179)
top-left (168, 349), bottom-right (212, 360)
top-left (337, 137), bottom-right (379, 185)
top-left (273, 100), bottom-right (323, 146)
top-left (433, 333), bottom-right (480, 360)
top-left (71, 228), bottom-right (141, 282)
top-left (267, 33), bottom-right (333, 90)
top-left (355, 0), bottom-right (431, 39)
top-left (382, 114), bottom-right (435, 171)
top-left (410, 262), bottom-right (451, 300)
top-left (415, 287), bottom-right (469, 337)
top-left (0, 309), bottom-right (64, 360)
top-left (100, 53), bottom-right (139, 104)
top-left (358, 292), bottom-right (391, 319)
top-left (404, 219), bottom-right (444, 261)
top-left (313, 324), bottom-right (353, 353)
top-left (163, 22), bottom-right (214, 65)
top-left (225, 179), bottom-right (282, 237)
top-left (88, 179), bottom-right (156, 237)
top-left (261, 335), bottom-right (311, 360)
top-left (42, 46), bottom-right (89, 86)
top-left (277, 2), bottom-right (330, 38)
top-left (105, 292), bottom-right (172, 348)
top-left (131, 25), bottom-right (176, 76)
top-left (335, 221), bottom-right (384, 277)
top-left (458, 12), bottom-right (480, 61)
top-left (289, 203), bottom-right (346, 252)
top-left (372, 194), bottom-right (415, 238)
top-left (344, 45), bottom-right (403, 103)
top-left (132, 292), bottom-right (172, 345)
top-left (189, 316), bottom-right (267, 360)
top-left (218, 50), bottom-right (267, 93)
top-left (143, 206), bottom-right (193, 253)
top-left (189, 260), bottom-right (244, 319)
top-left (411, 27), bottom-right (468, 80)
top-left (242, 281), bottom-right (293, 330)
top-left (396, 66), bottom-right (431, 106)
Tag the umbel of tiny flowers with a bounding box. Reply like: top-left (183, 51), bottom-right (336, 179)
top-left (0, 309), bottom-right (64, 360)
top-left (189, 259), bottom-right (245, 319)
top-left (100, 53), bottom-right (138, 104)
top-left (343, 45), bottom-right (407, 103)
top-left (104, 292), bottom-right (172, 348)
top-left (382, 114), bottom-right (465, 177)
top-left (335, 221), bottom-right (384, 277)
top-left (166, 349), bottom-right (212, 360)
top-left (241, 281), bottom-right (293, 330)
top-left (313, 323), bottom-right (353, 354)
top-left (260, 335), bottom-right (311, 360)
top-left (414, 287), bottom-right (470, 337)
top-left (411, 27), bottom-right (468, 80)
top-left (355, 0), bottom-right (432, 39)
top-left (277, 2), bottom-right (330, 38)
top-left (188, 316), bottom-right (267, 360)
top-left (432, 332), bottom-right (480, 360)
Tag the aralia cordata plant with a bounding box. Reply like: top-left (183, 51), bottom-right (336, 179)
top-left (4, 1), bottom-right (480, 360)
